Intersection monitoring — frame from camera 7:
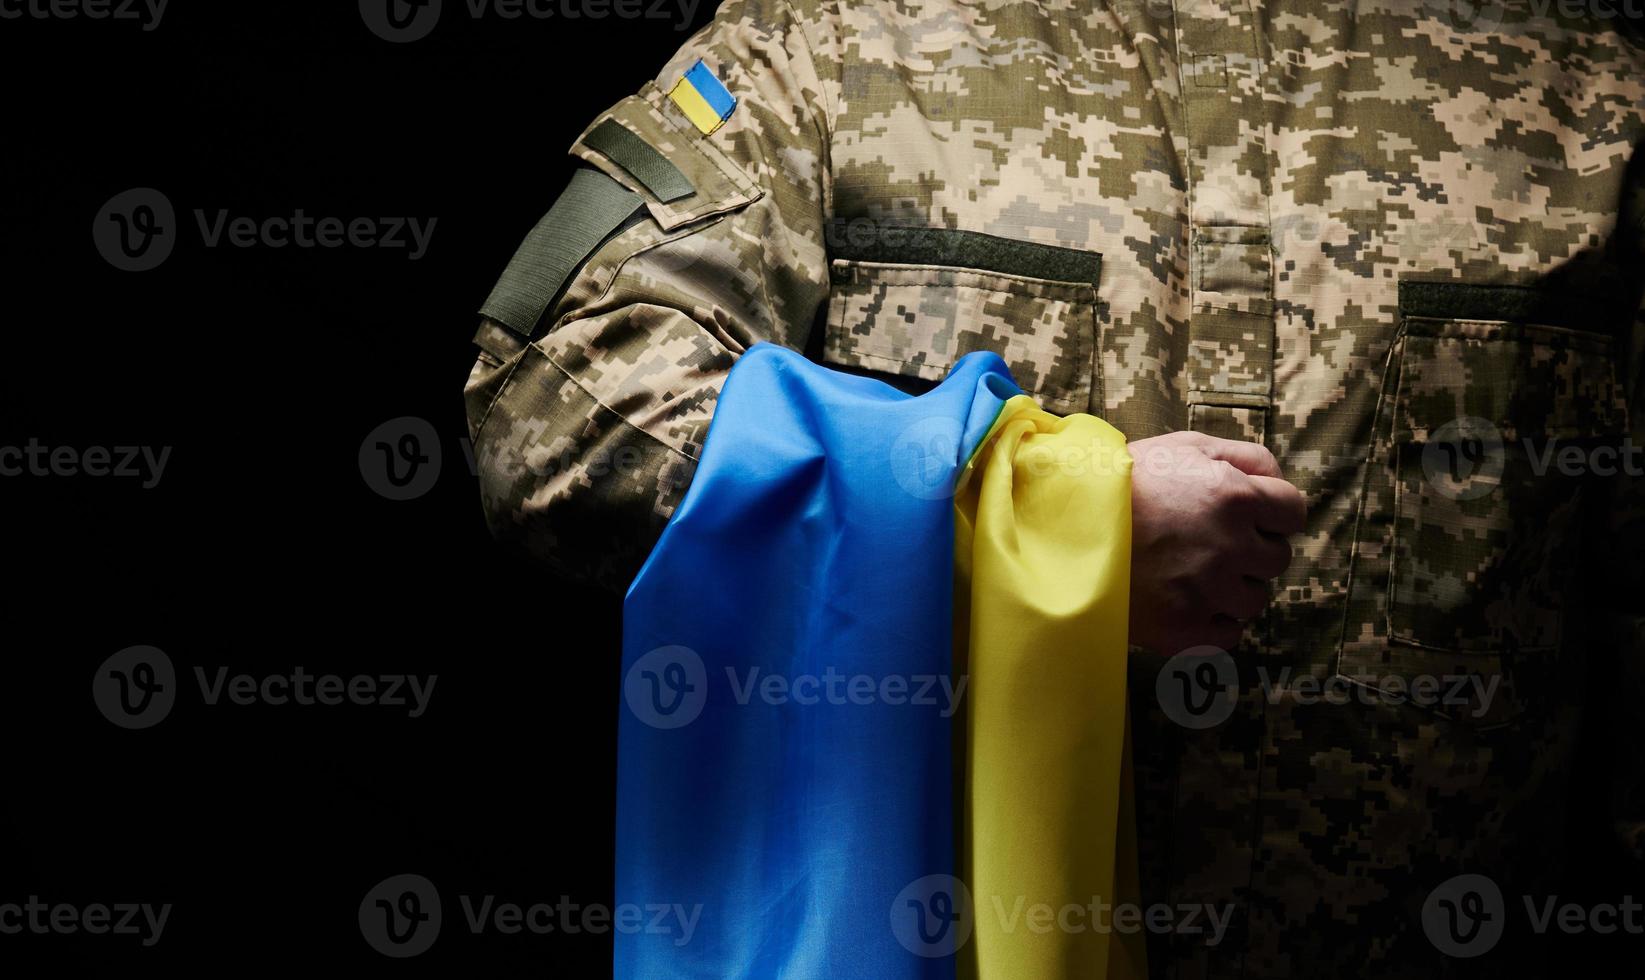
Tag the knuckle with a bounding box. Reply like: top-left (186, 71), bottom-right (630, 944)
top-left (1211, 469), bottom-right (1252, 510)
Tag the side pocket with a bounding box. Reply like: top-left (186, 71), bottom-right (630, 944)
top-left (464, 319), bottom-right (528, 443)
top-left (470, 335), bottom-right (700, 586)
top-left (1388, 317), bottom-right (1622, 654)
top-left (1337, 281), bottom-right (1626, 729)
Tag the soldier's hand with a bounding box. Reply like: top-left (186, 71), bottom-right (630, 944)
top-left (1125, 431), bottom-right (1306, 654)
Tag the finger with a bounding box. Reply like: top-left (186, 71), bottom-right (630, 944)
top-left (1246, 474), bottom-right (1307, 535)
top-left (1200, 438), bottom-right (1282, 479)
top-left (1241, 529), bottom-right (1293, 580)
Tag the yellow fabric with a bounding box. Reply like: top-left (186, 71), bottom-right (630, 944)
top-left (667, 78), bottom-right (727, 135)
top-left (953, 394), bottom-right (1146, 980)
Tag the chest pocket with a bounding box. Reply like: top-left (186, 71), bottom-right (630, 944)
top-left (1388, 316), bottom-right (1623, 652)
top-left (820, 223), bottom-right (1101, 416)
top-left (1341, 279), bottom-right (1628, 728)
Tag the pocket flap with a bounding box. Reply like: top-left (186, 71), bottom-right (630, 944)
top-left (821, 227), bottom-right (1101, 416)
top-left (1393, 316), bottom-right (1625, 444)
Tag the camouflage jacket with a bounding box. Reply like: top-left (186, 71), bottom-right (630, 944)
top-left (464, 1), bottom-right (1645, 976)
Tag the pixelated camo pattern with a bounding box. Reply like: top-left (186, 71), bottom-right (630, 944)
top-left (464, 1), bottom-right (1645, 976)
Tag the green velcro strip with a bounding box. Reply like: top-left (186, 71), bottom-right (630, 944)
top-left (1398, 280), bottom-right (1624, 332)
top-left (827, 220), bottom-right (1102, 285)
top-left (583, 119), bottom-right (695, 204)
top-left (480, 168), bottom-right (646, 337)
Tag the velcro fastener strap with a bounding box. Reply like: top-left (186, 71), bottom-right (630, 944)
top-left (1398, 279), bottom-right (1628, 332)
top-left (582, 119), bottom-right (695, 203)
top-left (827, 220), bottom-right (1102, 285)
top-left (480, 168), bottom-right (646, 337)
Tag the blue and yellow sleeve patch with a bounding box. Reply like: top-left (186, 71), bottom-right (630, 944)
top-left (667, 59), bottom-right (737, 135)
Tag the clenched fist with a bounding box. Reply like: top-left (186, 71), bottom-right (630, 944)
top-left (1125, 431), bottom-right (1306, 654)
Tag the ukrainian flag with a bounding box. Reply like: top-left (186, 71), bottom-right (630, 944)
top-left (668, 59), bottom-right (738, 135)
top-left (617, 344), bottom-right (1144, 979)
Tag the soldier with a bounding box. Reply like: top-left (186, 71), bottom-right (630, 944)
top-left (464, 1), bottom-right (1645, 975)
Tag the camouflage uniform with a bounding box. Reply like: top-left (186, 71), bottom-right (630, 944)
top-left (465, 1), bottom-right (1645, 975)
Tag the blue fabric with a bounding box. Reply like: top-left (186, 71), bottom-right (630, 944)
top-left (616, 344), bottom-right (1019, 979)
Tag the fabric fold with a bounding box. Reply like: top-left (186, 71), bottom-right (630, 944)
top-left (617, 344), bottom-right (1017, 979)
top-left (953, 395), bottom-right (1145, 980)
top-left (617, 343), bottom-right (1141, 979)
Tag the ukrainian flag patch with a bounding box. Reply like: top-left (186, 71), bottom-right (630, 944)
top-left (668, 59), bottom-right (737, 136)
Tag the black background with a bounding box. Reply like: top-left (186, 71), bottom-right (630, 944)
top-left (2, 2), bottom-right (710, 973)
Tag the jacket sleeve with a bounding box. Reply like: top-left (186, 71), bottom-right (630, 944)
top-left (464, 0), bottom-right (838, 589)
